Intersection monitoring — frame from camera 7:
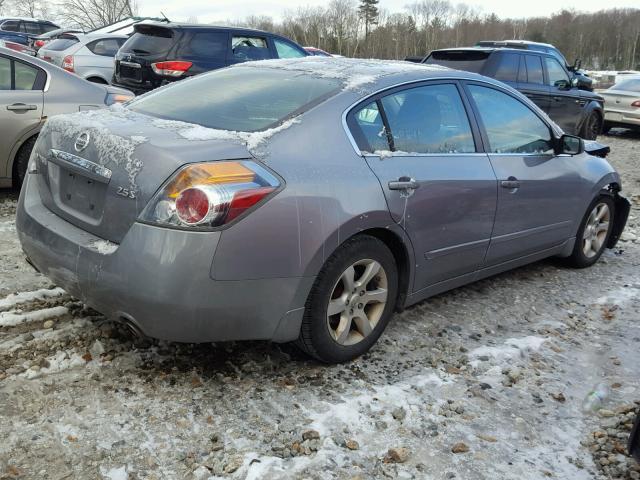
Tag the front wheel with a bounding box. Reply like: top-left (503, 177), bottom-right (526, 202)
top-left (564, 196), bottom-right (615, 268)
top-left (580, 111), bottom-right (602, 140)
top-left (297, 235), bottom-right (398, 363)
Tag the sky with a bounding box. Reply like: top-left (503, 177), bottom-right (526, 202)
top-left (136, 0), bottom-right (640, 24)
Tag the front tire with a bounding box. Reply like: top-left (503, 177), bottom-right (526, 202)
top-left (580, 111), bottom-right (602, 140)
top-left (297, 235), bottom-right (398, 363)
top-left (564, 196), bottom-right (615, 268)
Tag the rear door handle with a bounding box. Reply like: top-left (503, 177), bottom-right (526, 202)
top-left (389, 177), bottom-right (419, 191)
top-left (500, 179), bottom-right (520, 189)
top-left (6, 103), bottom-right (37, 111)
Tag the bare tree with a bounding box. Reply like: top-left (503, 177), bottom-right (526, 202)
top-left (57, 0), bottom-right (136, 30)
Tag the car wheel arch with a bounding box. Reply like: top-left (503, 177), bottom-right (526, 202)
top-left (10, 131), bottom-right (40, 186)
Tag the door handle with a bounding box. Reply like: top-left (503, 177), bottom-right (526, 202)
top-left (389, 177), bottom-right (419, 191)
top-left (552, 96), bottom-right (564, 102)
top-left (6, 103), bottom-right (37, 111)
top-left (500, 179), bottom-right (520, 189)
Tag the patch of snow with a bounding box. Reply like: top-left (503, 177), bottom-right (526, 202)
top-left (88, 239), bottom-right (118, 255)
top-left (596, 285), bottom-right (640, 305)
top-left (0, 305), bottom-right (68, 328)
top-left (0, 287), bottom-right (65, 311)
top-left (20, 349), bottom-right (91, 379)
top-left (469, 336), bottom-right (546, 367)
top-left (100, 466), bottom-right (128, 480)
top-left (0, 219), bottom-right (15, 232)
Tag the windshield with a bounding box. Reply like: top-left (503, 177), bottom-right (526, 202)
top-left (129, 67), bottom-right (341, 132)
top-left (44, 37), bottom-right (78, 51)
top-left (424, 50), bottom-right (488, 73)
top-left (611, 78), bottom-right (640, 92)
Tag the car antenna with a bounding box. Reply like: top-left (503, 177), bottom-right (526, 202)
top-left (160, 11), bottom-right (170, 23)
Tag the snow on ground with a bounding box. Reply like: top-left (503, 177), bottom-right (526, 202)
top-left (0, 131), bottom-right (639, 479)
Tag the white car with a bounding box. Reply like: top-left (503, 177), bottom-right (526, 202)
top-left (601, 75), bottom-right (640, 133)
top-left (37, 33), bottom-right (127, 84)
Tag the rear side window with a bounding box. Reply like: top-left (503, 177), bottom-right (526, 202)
top-left (468, 84), bottom-right (552, 154)
top-left (129, 67), bottom-right (340, 132)
top-left (45, 38), bottom-right (79, 51)
top-left (1, 20), bottom-right (20, 32)
top-left (177, 31), bottom-right (227, 59)
top-left (492, 53), bottom-right (519, 82)
top-left (353, 101), bottom-right (389, 152)
top-left (274, 39), bottom-right (306, 58)
top-left (524, 55), bottom-right (544, 84)
top-left (14, 61), bottom-right (38, 89)
top-left (381, 84), bottom-right (475, 154)
top-left (120, 29), bottom-right (174, 56)
top-left (24, 22), bottom-right (41, 34)
top-left (425, 50), bottom-right (489, 73)
top-left (0, 57), bottom-right (10, 89)
top-left (87, 38), bottom-right (124, 56)
top-left (232, 36), bottom-right (270, 61)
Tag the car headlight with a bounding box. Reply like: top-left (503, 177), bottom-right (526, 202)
top-left (139, 160), bottom-right (281, 230)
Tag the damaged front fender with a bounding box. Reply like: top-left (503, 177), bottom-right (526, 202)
top-left (607, 192), bottom-right (631, 249)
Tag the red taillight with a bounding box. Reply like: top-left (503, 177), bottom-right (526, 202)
top-left (35, 40), bottom-right (45, 48)
top-left (151, 60), bottom-right (192, 77)
top-left (175, 187), bottom-right (212, 225)
top-left (226, 187), bottom-right (276, 222)
top-left (62, 55), bottom-right (74, 72)
top-left (631, 100), bottom-right (640, 108)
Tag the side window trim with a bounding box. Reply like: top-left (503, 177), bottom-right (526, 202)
top-left (376, 98), bottom-right (395, 151)
top-left (347, 79), bottom-right (484, 156)
top-left (460, 80), bottom-right (555, 156)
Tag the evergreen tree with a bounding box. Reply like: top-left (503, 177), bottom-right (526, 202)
top-left (359, 0), bottom-right (380, 40)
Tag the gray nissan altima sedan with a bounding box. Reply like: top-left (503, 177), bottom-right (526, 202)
top-left (16, 57), bottom-right (630, 363)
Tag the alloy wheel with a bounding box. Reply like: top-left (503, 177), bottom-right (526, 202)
top-left (582, 202), bottom-right (610, 258)
top-left (326, 259), bottom-right (388, 346)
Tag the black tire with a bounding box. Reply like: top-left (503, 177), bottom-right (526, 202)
top-left (580, 111), bottom-right (602, 140)
top-left (564, 196), bottom-right (615, 268)
top-left (602, 122), bottom-right (612, 135)
top-left (297, 235), bottom-right (398, 363)
top-left (13, 135), bottom-right (37, 187)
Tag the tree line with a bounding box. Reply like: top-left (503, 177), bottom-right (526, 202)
top-left (1, 0), bottom-right (638, 70)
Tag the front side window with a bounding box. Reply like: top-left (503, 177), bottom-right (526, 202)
top-left (493, 53), bottom-right (519, 82)
top-left (353, 101), bottom-right (389, 152)
top-left (524, 55), bottom-right (544, 84)
top-left (381, 84), bottom-right (475, 154)
top-left (232, 36), bottom-right (270, 61)
top-left (468, 84), bottom-right (552, 154)
top-left (274, 39), bottom-right (306, 59)
top-left (545, 57), bottom-right (570, 88)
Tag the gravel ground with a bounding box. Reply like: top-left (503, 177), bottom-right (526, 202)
top-left (0, 130), bottom-right (639, 480)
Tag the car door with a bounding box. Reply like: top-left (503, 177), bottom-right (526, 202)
top-left (464, 82), bottom-right (580, 265)
top-left (517, 54), bottom-right (550, 113)
top-left (0, 55), bottom-right (43, 178)
top-left (348, 82), bottom-right (497, 290)
top-left (543, 56), bottom-right (583, 134)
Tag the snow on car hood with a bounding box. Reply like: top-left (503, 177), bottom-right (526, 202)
top-left (240, 56), bottom-right (450, 91)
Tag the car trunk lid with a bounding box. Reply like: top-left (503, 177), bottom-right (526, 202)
top-left (33, 108), bottom-right (252, 243)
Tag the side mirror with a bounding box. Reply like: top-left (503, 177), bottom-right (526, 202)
top-left (571, 77), bottom-right (579, 87)
top-left (557, 134), bottom-right (583, 155)
top-left (555, 79), bottom-right (571, 90)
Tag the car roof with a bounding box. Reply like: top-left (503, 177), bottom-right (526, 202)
top-left (478, 39), bottom-right (555, 48)
top-left (0, 17), bottom-right (55, 24)
top-left (432, 46), bottom-right (553, 57)
top-left (136, 21), bottom-right (286, 35)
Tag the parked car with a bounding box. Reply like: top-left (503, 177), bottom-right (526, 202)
top-left (38, 33), bottom-right (128, 84)
top-left (423, 47), bottom-right (605, 139)
top-left (0, 17), bottom-right (59, 46)
top-left (304, 46), bottom-right (332, 57)
top-left (16, 58), bottom-right (629, 363)
top-left (0, 47), bottom-right (133, 188)
top-left (600, 75), bottom-right (640, 133)
top-left (0, 39), bottom-right (36, 55)
top-left (30, 28), bottom-right (83, 52)
top-left (475, 40), bottom-right (593, 91)
top-left (112, 22), bottom-right (308, 94)
top-left (630, 412), bottom-right (640, 461)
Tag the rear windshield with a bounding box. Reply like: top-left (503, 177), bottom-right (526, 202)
top-left (129, 67), bottom-right (341, 132)
top-left (611, 78), bottom-right (640, 92)
top-left (120, 28), bottom-right (174, 56)
top-left (425, 50), bottom-right (489, 73)
top-left (44, 37), bottom-right (79, 51)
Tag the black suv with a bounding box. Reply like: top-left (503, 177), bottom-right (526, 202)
top-left (475, 40), bottom-right (593, 91)
top-left (0, 17), bottom-right (59, 46)
top-left (113, 23), bottom-right (308, 95)
top-left (423, 48), bottom-right (604, 139)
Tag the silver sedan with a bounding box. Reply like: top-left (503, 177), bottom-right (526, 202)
top-left (0, 47), bottom-right (133, 187)
top-left (602, 75), bottom-right (640, 133)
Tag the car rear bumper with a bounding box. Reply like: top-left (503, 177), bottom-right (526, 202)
top-left (604, 109), bottom-right (640, 128)
top-left (16, 176), bottom-right (312, 343)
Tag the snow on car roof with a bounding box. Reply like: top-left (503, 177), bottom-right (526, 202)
top-left (239, 56), bottom-right (450, 90)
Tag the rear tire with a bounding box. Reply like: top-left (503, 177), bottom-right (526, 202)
top-left (564, 196), bottom-right (615, 268)
top-left (580, 111), bottom-right (602, 140)
top-left (13, 135), bottom-right (37, 188)
top-left (297, 235), bottom-right (398, 363)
